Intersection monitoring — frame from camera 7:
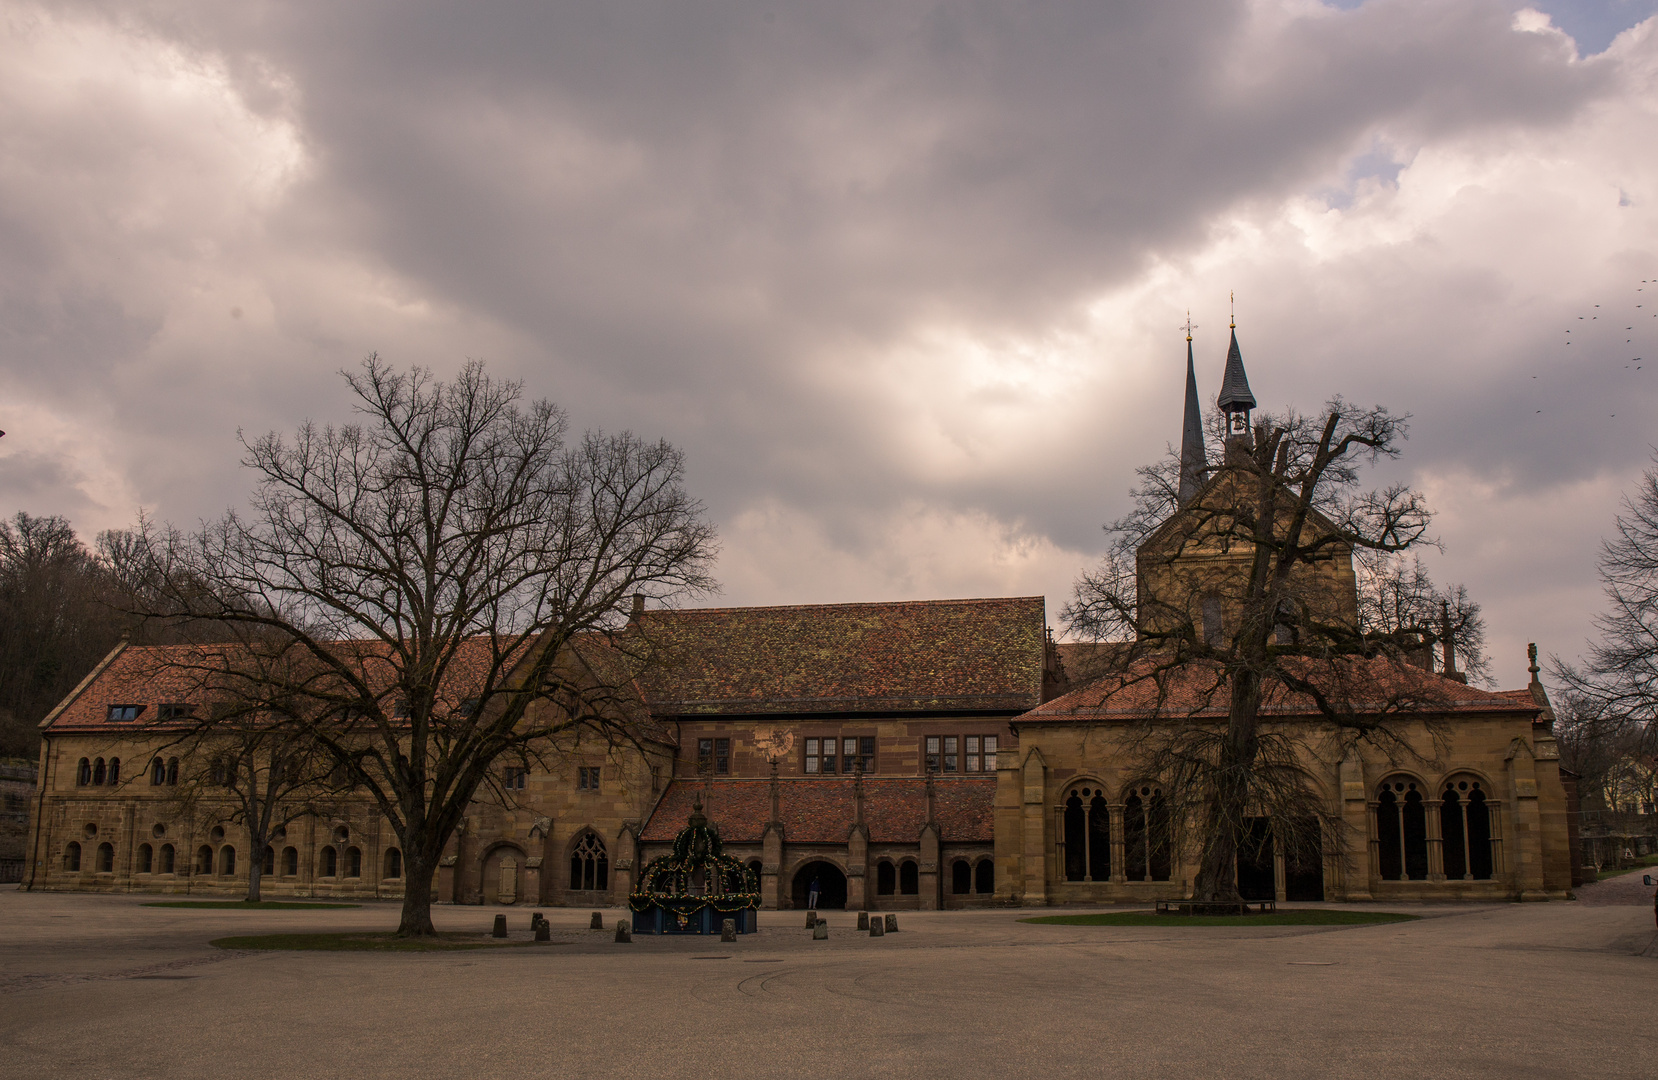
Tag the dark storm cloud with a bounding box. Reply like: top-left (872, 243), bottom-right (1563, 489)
top-left (1, 0), bottom-right (1651, 684)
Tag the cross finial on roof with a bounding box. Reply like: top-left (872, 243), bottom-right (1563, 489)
top-left (1528, 642), bottom-right (1540, 680)
top-left (1229, 291), bottom-right (1235, 329)
top-left (1181, 311), bottom-right (1197, 342)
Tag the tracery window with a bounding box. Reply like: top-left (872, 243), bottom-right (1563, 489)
top-left (569, 831), bottom-right (608, 892)
top-left (1124, 784), bottom-right (1172, 882)
top-left (1062, 786), bottom-right (1112, 882)
top-left (1376, 779), bottom-right (1429, 881)
top-left (1440, 777), bottom-right (1494, 881)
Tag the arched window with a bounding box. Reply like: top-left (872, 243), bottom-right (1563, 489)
top-left (1063, 785), bottom-right (1112, 882)
top-left (1376, 779), bottom-right (1429, 881)
top-left (569, 831), bottom-right (608, 892)
top-left (94, 842), bottom-right (113, 873)
top-left (138, 843), bottom-right (154, 874)
top-left (321, 846), bottom-right (337, 877)
top-left (261, 846), bottom-right (275, 874)
top-left (166, 758), bottom-right (179, 785)
top-left (159, 844), bottom-right (175, 874)
top-left (64, 841), bottom-right (81, 872)
top-left (196, 845), bottom-right (213, 874)
top-left (876, 860), bottom-right (896, 895)
top-left (975, 858), bottom-right (994, 894)
top-left (384, 848), bottom-right (403, 880)
top-left (107, 758), bottom-right (120, 784)
top-left (76, 758), bottom-right (91, 786)
top-left (219, 846), bottom-right (236, 876)
top-left (346, 846), bottom-right (362, 878)
top-left (1441, 777), bottom-right (1494, 881)
top-left (951, 859), bottom-right (972, 894)
top-left (1124, 784), bottom-right (1172, 881)
top-left (92, 758), bottom-right (106, 785)
top-left (899, 860), bottom-right (919, 895)
top-left (283, 847), bottom-right (298, 877)
top-left (150, 758), bottom-right (165, 785)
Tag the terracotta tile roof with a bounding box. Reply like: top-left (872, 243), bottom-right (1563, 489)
top-left (1021, 655), bottom-right (1539, 722)
top-left (640, 776), bottom-right (996, 844)
top-left (634, 597), bottom-right (1046, 715)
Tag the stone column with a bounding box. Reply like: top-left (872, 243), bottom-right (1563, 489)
top-left (1426, 800), bottom-right (1445, 882)
top-left (1339, 749), bottom-right (1372, 901)
top-left (1506, 737), bottom-right (1547, 900)
top-left (761, 823), bottom-right (783, 909)
top-left (918, 824), bottom-right (941, 911)
top-left (992, 745), bottom-right (1022, 902)
top-left (846, 824), bottom-right (868, 911)
top-left (1020, 748), bottom-right (1048, 906)
top-left (1109, 803), bottom-right (1127, 883)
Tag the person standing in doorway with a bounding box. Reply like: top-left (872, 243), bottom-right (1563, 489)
top-left (808, 876), bottom-right (821, 911)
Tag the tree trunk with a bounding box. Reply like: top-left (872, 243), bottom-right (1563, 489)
top-left (1191, 666), bottom-right (1265, 903)
top-left (398, 851), bottom-right (438, 936)
top-left (246, 841), bottom-right (264, 903)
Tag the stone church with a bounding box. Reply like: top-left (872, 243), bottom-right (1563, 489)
top-left (21, 329), bottom-right (1580, 907)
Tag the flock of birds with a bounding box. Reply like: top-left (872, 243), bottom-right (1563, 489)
top-left (1548, 278), bottom-right (1651, 417)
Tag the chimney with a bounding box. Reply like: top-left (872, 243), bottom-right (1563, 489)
top-left (628, 593), bottom-right (644, 627)
top-left (1439, 601), bottom-right (1465, 684)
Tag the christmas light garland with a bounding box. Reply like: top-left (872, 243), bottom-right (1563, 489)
top-left (628, 801), bottom-right (760, 922)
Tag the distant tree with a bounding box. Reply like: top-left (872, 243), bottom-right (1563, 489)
top-left (1063, 400), bottom-right (1476, 904)
top-left (129, 357), bottom-right (716, 935)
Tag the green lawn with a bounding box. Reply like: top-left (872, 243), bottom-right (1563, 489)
top-left (211, 932), bottom-right (551, 952)
top-left (144, 901), bottom-right (361, 910)
top-left (1020, 909), bottom-right (1420, 928)
top-left (1595, 853), bottom-right (1658, 881)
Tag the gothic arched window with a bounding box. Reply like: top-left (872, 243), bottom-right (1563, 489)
top-left (1376, 779), bottom-right (1429, 881)
top-left (569, 831), bottom-right (608, 892)
top-left (1124, 784), bottom-right (1172, 881)
top-left (1441, 776), bottom-right (1494, 881)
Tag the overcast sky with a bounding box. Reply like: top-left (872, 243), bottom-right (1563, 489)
top-left (3, 0), bottom-right (1656, 687)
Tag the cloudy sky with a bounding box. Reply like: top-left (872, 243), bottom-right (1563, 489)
top-left (3, 0), bottom-right (1657, 687)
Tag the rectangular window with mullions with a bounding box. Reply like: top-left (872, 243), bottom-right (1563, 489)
top-left (926, 734), bottom-right (998, 772)
top-left (803, 735), bottom-right (875, 775)
top-left (697, 737), bottom-right (730, 775)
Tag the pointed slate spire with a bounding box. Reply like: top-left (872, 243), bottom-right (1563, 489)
top-left (1178, 332), bottom-right (1207, 504)
top-left (1217, 328), bottom-right (1255, 413)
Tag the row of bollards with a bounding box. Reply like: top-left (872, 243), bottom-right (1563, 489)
top-left (808, 911), bottom-right (897, 939)
top-left (494, 908), bottom-right (896, 943)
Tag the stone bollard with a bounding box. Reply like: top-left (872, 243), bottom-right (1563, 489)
top-left (812, 921), bottom-right (828, 941)
top-left (884, 913), bottom-right (898, 933)
top-left (721, 918), bottom-right (737, 943)
top-left (805, 910), bottom-right (818, 929)
top-left (492, 913), bottom-right (507, 939)
top-left (530, 911), bottom-right (545, 929)
top-left (614, 920), bottom-right (631, 943)
top-left (857, 911), bottom-right (869, 931)
top-left (534, 920), bottom-right (550, 942)
top-left (590, 911), bottom-right (604, 930)
top-left (870, 920), bottom-right (884, 937)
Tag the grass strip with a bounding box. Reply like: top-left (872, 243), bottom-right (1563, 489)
top-left (1020, 910), bottom-right (1419, 927)
top-left (210, 931), bottom-right (551, 952)
top-left (145, 901), bottom-right (362, 910)
top-left (1595, 854), bottom-right (1658, 881)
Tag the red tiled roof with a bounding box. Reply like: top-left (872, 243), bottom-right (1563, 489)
top-left (634, 597), bottom-right (1045, 715)
top-left (1021, 655), bottom-right (1539, 722)
top-left (640, 776), bottom-right (995, 844)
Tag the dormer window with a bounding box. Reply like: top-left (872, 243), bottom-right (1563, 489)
top-left (106, 704), bottom-right (144, 722)
top-left (158, 703), bottom-right (195, 721)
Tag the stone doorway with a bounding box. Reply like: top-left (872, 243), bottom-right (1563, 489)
top-left (790, 861), bottom-right (847, 910)
top-left (483, 845), bottom-right (527, 905)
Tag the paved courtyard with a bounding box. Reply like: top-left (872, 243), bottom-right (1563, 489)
top-left (2, 875), bottom-right (1655, 1080)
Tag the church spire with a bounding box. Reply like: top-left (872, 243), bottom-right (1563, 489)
top-left (1178, 316), bottom-right (1207, 504)
top-left (1217, 298), bottom-right (1256, 446)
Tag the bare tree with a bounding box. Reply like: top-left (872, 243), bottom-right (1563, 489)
top-left (129, 357), bottom-right (716, 934)
top-left (1555, 453), bottom-right (1658, 764)
top-left (1062, 399), bottom-right (1473, 903)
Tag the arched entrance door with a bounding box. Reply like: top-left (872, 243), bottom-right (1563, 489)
top-left (482, 845), bottom-right (527, 905)
top-left (790, 861), bottom-right (848, 910)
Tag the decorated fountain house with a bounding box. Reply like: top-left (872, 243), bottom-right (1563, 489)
top-left (629, 800), bottom-right (760, 934)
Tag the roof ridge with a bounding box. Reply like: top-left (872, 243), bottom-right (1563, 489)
top-left (644, 596), bottom-right (1045, 617)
